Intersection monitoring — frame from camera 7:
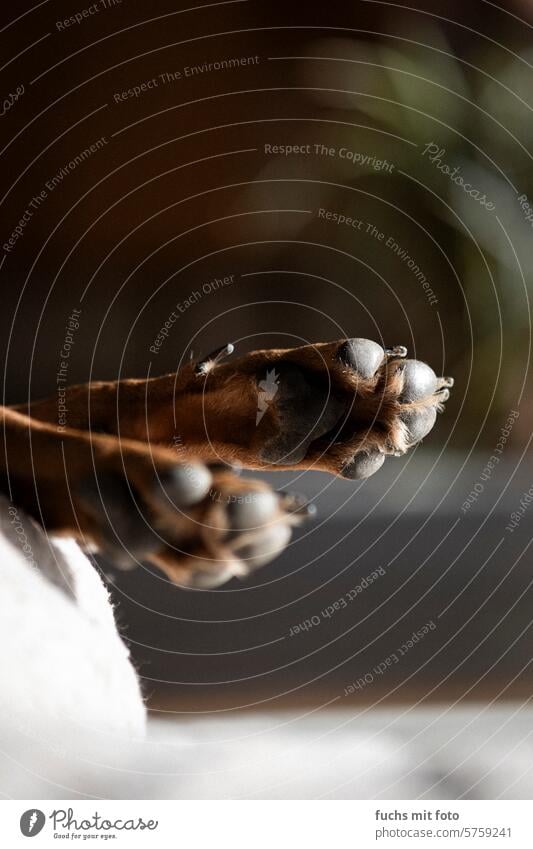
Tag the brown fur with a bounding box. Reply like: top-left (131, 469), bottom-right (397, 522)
top-left (14, 342), bottom-right (437, 467)
top-left (3, 340), bottom-right (446, 584)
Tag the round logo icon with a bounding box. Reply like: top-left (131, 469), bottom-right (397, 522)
top-left (20, 810), bottom-right (45, 837)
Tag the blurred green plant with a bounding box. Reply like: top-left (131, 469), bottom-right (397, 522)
top-left (297, 22), bottom-right (532, 445)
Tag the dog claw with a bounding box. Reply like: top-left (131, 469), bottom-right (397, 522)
top-left (298, 501), bottom-right (317, 518)
top-left (278, 491), bottom-right (317, 520)
top-left (385, 345), bottom-right (408, 358)
top-left (194, 342), bottom-right (235, 375)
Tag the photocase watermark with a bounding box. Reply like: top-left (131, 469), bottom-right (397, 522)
top-left (170, 433), bottom-right (216, 497)
top-left (421, 142), bottom-right (496, 211)
top-left (256, 369), bottom-right (279, 424)
top-left (517, 193), bottom-right (533, 229)
top-left (3, 138), bottom-right (108, 254)
top-left (19, 806), bottom-right (158, 837)
top-left (461, 409), bottom-right (519, 514)
top-left (343, 619), bottom-right (436, 696)
top-left (318, 208), bottom-right (438, 305)
top-left (374, 808), bottom-right (465, 841)
top-left (44, 137), bottom-right (108, 192)
top-left (56, 0), bottom-right (122, 31)
top-left (289, 566), bottom-right (386, 637)
top-left (1, 83), bottom-right (24, 117)
top-left (375, 808), bottom-right (459, 823)
top-left (505, 484), bottom-right (533, 534)
top-left (164, 54), bottom-right (260, 79)
top-left (210, 489), bottom-right (266, 506)
top-left (172, 433), bottom-right (267, 508)
top-left (264, 141), bottom-right (395, 173)
top-left (369, 223), bottom-right (438, 306)
top-left (113, 55), bottom-right (260, 103)
top-left (20, 809), bottom-right (45, 837)
top-left (56, 308), bottom-right (82, 432)
top-left (6, 506), bottom-right (37, 568)
top-left (149, 274), bottom-right (235, 355)
top-left (50, 807), bottom-right (158, 834)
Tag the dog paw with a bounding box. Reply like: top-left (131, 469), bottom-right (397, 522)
top-left (75, 449), bottom-right (312, 588)
top-left (208, 339), bottom-right (453, 478)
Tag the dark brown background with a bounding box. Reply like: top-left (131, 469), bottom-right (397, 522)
top-left (1, 0), bottom-right (531, 713)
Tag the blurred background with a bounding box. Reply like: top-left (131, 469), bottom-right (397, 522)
top-left (1, 0), bottom-right (532, 748)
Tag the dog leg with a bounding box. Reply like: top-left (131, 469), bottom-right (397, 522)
top-left (0, 408), bottom-right (307, 587)
top-left (14, 339), bottom-right (453, 479)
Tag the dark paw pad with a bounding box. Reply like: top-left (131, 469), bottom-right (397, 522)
top-left (397, 360), bottom-right (438, 403)
top-left (341, 450), bottom-right (385, 480)
top-left (227, 489), bottom-right (279, 529)
top-left (77, 473), bottom-right (161, 567)
top-left (400, 406), bottom-right (437, 444)
top-left (259, 364), bottom-right (346, 465)
top-left (230, 522), bottom-right (292, 569)
top-left (336, 338), bottom-right (385, 378)
top-left (156, 463), bottom-right (212, 507)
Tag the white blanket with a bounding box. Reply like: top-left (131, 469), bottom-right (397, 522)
top-left (1, 496), bottom-right (532, 800)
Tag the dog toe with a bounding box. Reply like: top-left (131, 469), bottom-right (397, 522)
top-left (341, 450), bottom-right (385, 480)
top-left (259, 362), bottom-right (346, 465)
top-left (156, 463), bottom-right (212, 506)
top-left (229, 522), bottom-right (292, 570)
top-left (400, 405), bottom-right (438, 444)
top-left (396, 359), bottom-right (438, 402)
top-left (336, 338), bottom-right (385, 378)
top-left (186, 559), bottom-right (245, 589)
top-left (76, 472), bottom-right (162, 567)
top-left (150, 476), bottom-right (313, 588)
top-left (227, 489), bottom-right (279, 529)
